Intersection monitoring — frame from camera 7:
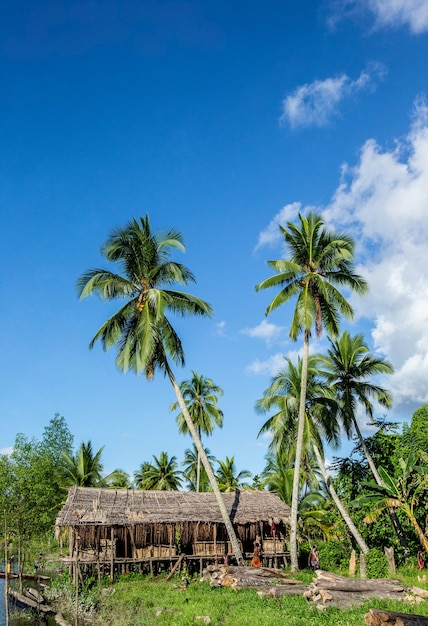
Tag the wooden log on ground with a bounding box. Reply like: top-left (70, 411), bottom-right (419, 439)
top-left (200, 564), bottom-right (300, 589)
top-left (266, 584), bottom-right (310, 598)
top-left (364, 608), bottom-right (428, 626)
top-left (315, 579), bottom-right (405, 593)
top-left (311, 589), bottom-right (407, 608)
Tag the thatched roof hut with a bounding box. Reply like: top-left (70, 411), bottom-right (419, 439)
top-left (56, 487), bottom-right (290, 564)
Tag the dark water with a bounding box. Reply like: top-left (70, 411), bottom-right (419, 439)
top-left (0, 577), bottom-right (56, 626)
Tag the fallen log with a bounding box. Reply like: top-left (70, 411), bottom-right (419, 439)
top-left (364, 608), bottom-right (428, 626)
top-left (200, 564), bottom-right (300, 589)
top-left (265, 584), bottom-right (310, 598)
top-left (315, 579), bottom-right (405, 593)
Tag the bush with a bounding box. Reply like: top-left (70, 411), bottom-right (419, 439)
top-left (316, 540), bottom-right (352, 571)
top-left (365, 547), bottom-right (388, 579)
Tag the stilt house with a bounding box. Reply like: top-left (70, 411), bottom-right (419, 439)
top-left (55, 487), bottom-right (290, 575)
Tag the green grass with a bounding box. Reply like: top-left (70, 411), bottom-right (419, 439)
top-left (91, 570), bottom-right (428, 626)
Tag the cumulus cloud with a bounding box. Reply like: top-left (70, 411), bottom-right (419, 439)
top-left (241, 320), bottom-right (285, 345)
top-left (246, 353), bottom-right (287, 376)
top-left (365, 0), bottom-right (428, 33)
top-left (255, 202), bottom-right (303, 250)
top-left (324, 97), bottom-right (428, 411)
top-left (281, 62), bottom-right (386, 129)
top-left (0, 446), bottom-right (13, 456)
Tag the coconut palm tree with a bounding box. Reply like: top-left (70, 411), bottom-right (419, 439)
top-left (135, 452), bottom-right (183, 490)
top-left (256, 354), bottom-right (369, 555)
top-left (319, 332), bottom-right (394, 485)
top-left (62, 440), bottom-right (104, 487)
top-left (255, 211), bottom-right (367, 570)
top-left (182, 443), bottom-right (216, 492)
top-left (77, 215), bottom-right (244, 561)
top-left (216, 456), bottom-right (252, 492)
top-left (104, 468), bottom-right (132, 489)
top-left (171, 371), bottom-right (223, 491)
top-left (319, 331), bottom-right (409, 554)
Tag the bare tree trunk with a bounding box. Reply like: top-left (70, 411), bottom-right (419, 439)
top-left (166, 363), bottom-right (244, 563)
top-left (290, 331), bottom-right (310, 571)
top-left (312, 443), bottom-right (369, 554)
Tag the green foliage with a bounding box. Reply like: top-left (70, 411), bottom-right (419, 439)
top-left (215, 456), bottom-right (252, 492)
top-left (134, 451), bottom-right (183, 490)
top-left (61, 440), bottom-right (105, 487)
top-left (402, 405), bottom-right (428, 456)
top-left (365, 547), bottom-right (389, 579)
top-left (316, 540), bottom-right (352, 571)
top-left (0, 414), bottom-right (73, 540)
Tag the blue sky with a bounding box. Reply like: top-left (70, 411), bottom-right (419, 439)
top-left (2, 0), bottom-right (428, 482)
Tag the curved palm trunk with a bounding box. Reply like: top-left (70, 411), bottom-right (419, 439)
top-left (312, 442), bottom-right (369, 554)
top-left (406, 507), bottom-right (428, 557)
top-left (166, 362), bottom-right (244, 563)
top-left (290, 331), bottom-right (310, 571)
top-left (353, 419), bottom-right (410, 556)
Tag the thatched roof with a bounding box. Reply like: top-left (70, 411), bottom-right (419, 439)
top-left (56, 487), bottom-right (290, 528)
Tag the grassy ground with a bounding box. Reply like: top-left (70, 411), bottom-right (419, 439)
top-left (90, 570), bottom-right (428, 626)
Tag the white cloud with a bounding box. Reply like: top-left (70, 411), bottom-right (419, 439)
top-left (246, 353), bottom-right (287, 376)
top-left (364, 0), bottom-right (428, 33)
top-left (215, 320), bottom-right (226, 336)
top-left (241, 319), bottom-right (285, 345)
top-left (324, 97), bottom-right (428, 412)
top-left (0, 446), bottom-right (13, 456)
top-left (255, 202), bottom-right (302, 250)
top-left (281, 63), bottom-right (386, 129)
top-left (330, 0), bottom-right (428, 34)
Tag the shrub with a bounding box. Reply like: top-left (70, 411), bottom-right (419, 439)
top-left (365, 547), bottom-right (388, 579)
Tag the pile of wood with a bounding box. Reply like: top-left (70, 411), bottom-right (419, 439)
top-left (201, 565), bottom-right (428, 616)
top-left (305, 571), bottom-right (428, 609)
top-left (364, 608), bottom-right (428, 626)
top-left (200, 564), bottom-right (304, 592)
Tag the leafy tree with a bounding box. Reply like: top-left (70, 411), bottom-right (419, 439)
top-left (61, 440), bottom-right (104, 487)
top-left (216, 456), bottom-right (252, 492)
top-left (182, 443), bottom-right (216, 492)
top-left (135, 452), bottom-right (182, 490)
top-left (0, 415), bottom-right (74, 553)
top-left (77, 215), bottom-right (244, 560)
top-left (255, 211), bottom-right (367, 569)
top-left (171, 371), bottom-right (223, 491)
top-left (356, 453), bottom-right (428, 555)
top-left (402, 405), bottom-right (428, 456)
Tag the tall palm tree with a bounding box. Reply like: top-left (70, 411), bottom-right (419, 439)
top-left (256, 354), bottom-right (369, 554)
top-left (216, 456), bottom-right (252, 492)
top-left (171, 371), bottom-right (223, 491)
top-left (77, 215), bottom-right (244, 561)
top-left (319, 331), bottom-right (393, 485)
top-left (135, 452), bottom-right (183, 490)
top-left (255, 211), bottom-right (367, 570)
top-left (182, 443), bottom-right (216, 492)
top-left (62, 440), bottom-right (104, 487)
top-left (319, 331), bottom-right (409, 554)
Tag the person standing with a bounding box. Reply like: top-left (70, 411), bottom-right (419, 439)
top-left (308, 546), bottom-right (319, 570)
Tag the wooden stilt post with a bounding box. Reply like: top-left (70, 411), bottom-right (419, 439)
top-left (110, 527), bottom-right (115, 582)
